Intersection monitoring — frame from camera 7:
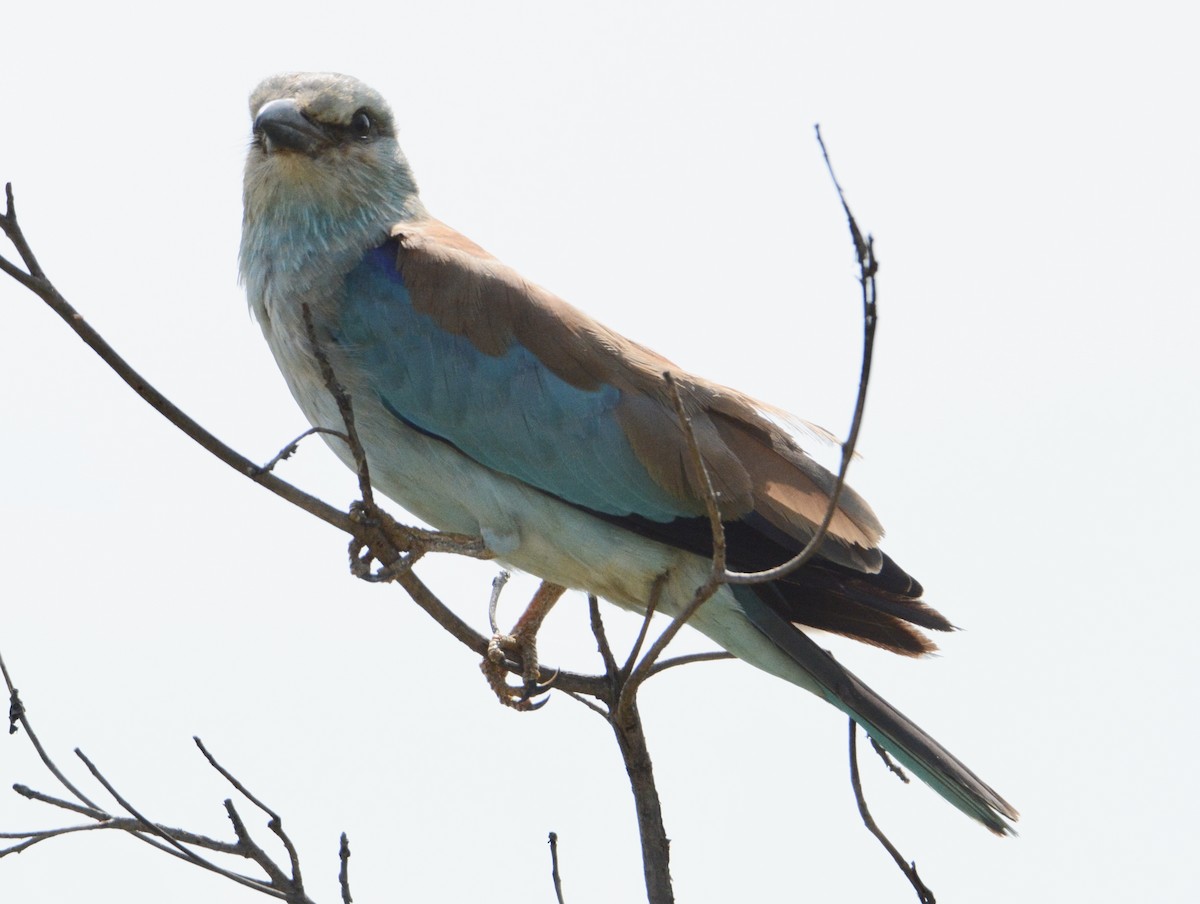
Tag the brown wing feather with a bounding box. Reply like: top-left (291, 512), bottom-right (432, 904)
top-left (389, 218), bottom-right (881, 553)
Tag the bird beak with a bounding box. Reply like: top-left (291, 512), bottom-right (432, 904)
top-left (254, 98), bottom-right (328, 155)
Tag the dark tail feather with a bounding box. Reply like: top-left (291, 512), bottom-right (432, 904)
top-left (754, 580), bottom-right (940, 656)
top-left (734, 586), bottom-right (1019, 834)
top-left (786, 554), bottom-right (951, 632)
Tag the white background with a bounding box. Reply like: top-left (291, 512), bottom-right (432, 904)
top-left (2, 2), bottom-right (1196, 901)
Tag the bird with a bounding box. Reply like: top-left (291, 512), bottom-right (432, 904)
top-left (240, 71), bottom-right (1017, 834)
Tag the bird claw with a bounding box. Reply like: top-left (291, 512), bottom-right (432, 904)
top-left (481, 632), bottom-right (556, 711)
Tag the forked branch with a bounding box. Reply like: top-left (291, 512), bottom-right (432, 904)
top-left (2, 652), bottom-right (332, 903)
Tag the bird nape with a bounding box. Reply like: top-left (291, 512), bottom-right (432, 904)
top-left (239, 71), bottom-right (1017, 835)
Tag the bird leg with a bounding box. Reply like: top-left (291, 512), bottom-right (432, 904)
top-left (483, 580), bottom-right (566, 711)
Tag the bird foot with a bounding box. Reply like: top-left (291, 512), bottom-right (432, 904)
top-left (481, 632), bottom-right (555, 711)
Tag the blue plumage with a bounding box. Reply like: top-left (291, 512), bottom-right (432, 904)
top-left (336, 243), bottom-right (694, 522)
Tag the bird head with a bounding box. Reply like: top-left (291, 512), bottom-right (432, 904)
top-left (241, 72), bottom-right (425, 296)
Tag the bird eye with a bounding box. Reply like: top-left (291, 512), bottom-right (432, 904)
top-left (350, 110), bottom-right (372, 139)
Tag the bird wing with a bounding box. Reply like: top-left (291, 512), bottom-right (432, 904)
top-left (335, 217), bottom-right (882, 560)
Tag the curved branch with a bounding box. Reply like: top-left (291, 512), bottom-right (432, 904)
top-left (725, 126), bottom-right (877, 585)
top-left (849, 721), bottom-right (936, 904)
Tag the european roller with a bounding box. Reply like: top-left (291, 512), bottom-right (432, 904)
top-left (240, 72), bottom-right (1017, 834)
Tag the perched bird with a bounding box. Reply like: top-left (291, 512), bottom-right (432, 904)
top-left (241, 72), bottom-right (1017, 834)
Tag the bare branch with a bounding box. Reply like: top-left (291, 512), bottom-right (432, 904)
top-left (257, 427), bottom-right (350, 475)
top-left (665, 372), bottom-right (727, 583)
top-left (10, 785), bottom-right (252, 870)
top-left (339, 833), bottom-right (352, 904)
top-left (645, 651), bottom-right (734, 679)
top-left (608, 698), bottom-right (673, 903)
top-left (848, 721), bottom-right (936, 904)
top-left (559, 690), bottom-right (611, 719)
top-left (223, 798), bottom-right (298, 894)
top-left (194, 737), bottom-right (309, 890)
top-left (73, 747), bottom-right (286, 897)
top-left (12, 784), bottom-right (109, 820)
top-left (620, 574), bottom-right (665, 679)
top-left (3, 674), bottom-right (333, 902)
top-left (301, 303), bottom-right (375, 509)
top-left (588, 595), bottom-right (619, 688)
top-left (194, 737), bottom-right (281, 821)
top-left (614, 375), bottom-right (728, 718)
top-left (1, 815), bottom-right (244, 860)
top-left (1, 651), bottom-right (100, 809)
top-left (548, 831), bottom-right (566, 904)
top-left (1, 183), bottom-right (45, 282)
top-left (556, 601), bottom-right (618, 718)
top-left (725, 127), bottom-right (877, 586)
top-left (870, 736), bottom-right (911, 784)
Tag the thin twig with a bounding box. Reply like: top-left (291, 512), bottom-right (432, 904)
top-left (614, 375), bottom-right (729, 717)
top-left (74, 747), bottom-right (320, 900)
top-left (725, 129), bottom-right (877, 585)
top-left (620, 575), bottom-right (665, 678)
top-left (548, 831), bottom-right (566, 904)
top-left (1, 183), bottom-right (45, 280)
top-left (1, 816), bottom-right (244, 859)
top-left (223, 798), bottom-right (297, 893)
top-left (73, 748), bottom-right (278, 894)
top-left (588, 595), bottom-right (619, 687)
top-left (816, 124), bottom-right (877, 267)
top-left (1, 821), bottom-right (119, 857)
top-left (664, 372), bottom-right (727, 583)
top-left (257, 427), bottom-right (350, 474)
top-left (848, 721), bottom-right (935, 904)
top-left (0, 651), bottom-right (100, 809)
top-left (10, 785), bottom-right (261, 878)
top-left (559, 690), bottom-right (611, 718)
top-left (194, 737), bottom-right (280, 821)
top-left (339, 833), bottom-right (352, 904)
top-left (7, 718), bottom-right (324, 901)
top-left (301, 303), bottom-right (374, 509)
top-left (11, 784), bottom-right (108, 820)
top-left (194, 737), bottom-right (308, 890)
top-left (618, 578), bottom-right (722, 721)
top-left (870, 737), bottom-right (911, 783)
top-left (646, 651), bottom-right (734, 679)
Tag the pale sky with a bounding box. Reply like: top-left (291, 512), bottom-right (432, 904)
top-left (3, 2), bottom-right (1197, 902)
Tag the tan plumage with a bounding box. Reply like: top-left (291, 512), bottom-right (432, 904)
top-left (391, 221), bottom-right (881, 546)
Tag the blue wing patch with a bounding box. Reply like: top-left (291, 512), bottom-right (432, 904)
top-left (335, 244), bottom-right (694, 522)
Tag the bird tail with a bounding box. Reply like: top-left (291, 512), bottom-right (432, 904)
top-left (731, 585), bottom-right (1018, 834)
